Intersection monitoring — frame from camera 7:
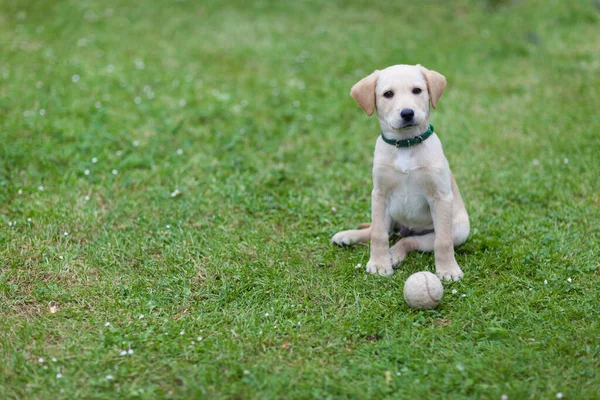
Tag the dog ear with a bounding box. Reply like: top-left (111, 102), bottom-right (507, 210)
top-left (350, 70), bottom-right (380, 116)
top-left (418, 65), bottom-right (446, 109)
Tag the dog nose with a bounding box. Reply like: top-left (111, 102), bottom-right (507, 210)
top-left (400, 108), bottom-right (415, 121)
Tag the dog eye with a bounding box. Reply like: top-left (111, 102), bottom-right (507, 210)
top-left (383, 91), bottom-right (394, 98)
top-left (412, 88), bottom-right (422, 95)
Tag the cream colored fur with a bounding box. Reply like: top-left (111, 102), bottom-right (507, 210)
top-left (331, 64), bottom-right (469, 281)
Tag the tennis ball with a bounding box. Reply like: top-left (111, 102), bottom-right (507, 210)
top-left (403, 271), bottom-right (443, 309)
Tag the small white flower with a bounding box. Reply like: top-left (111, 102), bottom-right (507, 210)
top-left (501, 395), bottom-right (508, 400)
top-left (461, 294), bottom-right (466, 298)
top-left (119, 350), bottom-right (127, 356)
top-left (134, 97), bottom-right (142, 104)
top-left (38, 185), bottom-right (44, 191)
top-left (456, 364), bottom-right (464, 372)
top-left (127, 349), bottom-right (134, 355)
top-left (132, 140), bottom-right (139, 147)
top-left (166, 225), bottom-right (171, 229)
top-left (91, 157), bottom-right (98, 163)
top-left (532, 159), bottom-right (540, 166)
top-left (59, 255), bottom-right (63, 260)
top-left (197, 336), bottom-right (203, 342)
top-left (331, 207), bottom-right (337, 212)
top-left (39, 109), bottom-right (46, 116)
top-left (27, 218), bottom-right (32, 222)
top-left (56, 373), bottom-right (63, 379)
top-left (243, 370), bottom-right (250, 375)
top-left (84, 195), bottom-right (90, 201)
top-left (63, 232), bottom-right (69, 236)
top-left (7, 221), bottom-right (12, 227)
top-left (105, 322), bottom-right (111, 326)
top-left (556, 393), bottom-right (563, 399)
top-left (179, 330), bottom-right (184, 335)
top-left (84, 169), bottom-right (90, 175)
top-left (112, 169), bottom-right (118, 175)
top-left (567, 277), bottom-right (572, 283)
top-left (176, 149), bottom-right (183, 155)
top-left (38, 357), bottom-right (45, 363)
top-left (451, 289), bottom-right (458, 294)
top-left (170, 189), bottom-right (180, 197)
top-left (138, 314), bottom-right (144, 319)
top-left (544, 280), bottom-right (548, 284)
top-left (265, 313), bottom-right (269, 317)
top-left (52, 357), bottom-right (57, 362)
top-left (116, 150), bottom-right (123, 156)
top-left (18, 189), bottom-right (23, 195)
top-left (71, 74), bottom-right (80, 83)
top-left (106, 374), bottom-right (114, 380)
top-left (563, 158), bottom-right (569, 164)
top-left (355, 263), bottom-right (362, 269)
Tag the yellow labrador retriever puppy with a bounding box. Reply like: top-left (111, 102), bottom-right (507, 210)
top-left (331, 64), bottom-right (469, 281)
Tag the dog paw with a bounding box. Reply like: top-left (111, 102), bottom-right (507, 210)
top-left (436, 260), bottom-right (464, 281)
top-left (366, 259), bottom-right (394, 277)
top-left (331, 231), bottom-right (354, 247)
top-left (389, 245), bottom-right (407, 268)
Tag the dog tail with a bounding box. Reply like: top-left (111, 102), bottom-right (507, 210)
top-left (357, 223), bottom-right (371, 229)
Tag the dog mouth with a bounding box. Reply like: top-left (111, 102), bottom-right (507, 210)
top-left (399, 122), bottom-right (417, 129)
top-left (390, 121), bottom-right (418, 130)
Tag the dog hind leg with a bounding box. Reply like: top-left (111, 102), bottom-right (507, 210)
top-left (331, 226), bottom-right (371, 246)
top-left (390, 221), bottom-right (469, 266)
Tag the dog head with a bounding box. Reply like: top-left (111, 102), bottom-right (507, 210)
top-left (350, 64), bottom-right (446, 131)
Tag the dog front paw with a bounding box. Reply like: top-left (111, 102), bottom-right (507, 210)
top-left (366, 259), bottom-right (393, 277)
top-left (436, 259), bottom-right (464, 281)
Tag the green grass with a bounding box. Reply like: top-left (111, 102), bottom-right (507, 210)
top-left (1, 0), bottom-right (599, 398)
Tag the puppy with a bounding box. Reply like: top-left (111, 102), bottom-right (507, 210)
top-left (331, 64), bottom-right (469, 281)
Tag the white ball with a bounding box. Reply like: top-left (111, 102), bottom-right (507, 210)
top-left (403, 271), bottom-right (443, 309)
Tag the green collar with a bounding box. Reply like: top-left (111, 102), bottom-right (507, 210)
top-left (381, 124), bottom-right (434, 148)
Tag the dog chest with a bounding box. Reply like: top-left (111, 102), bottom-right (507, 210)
top-left (388, 185), bottom-right (432, 227)
top-left (373, 149), bottom-right (434, 228)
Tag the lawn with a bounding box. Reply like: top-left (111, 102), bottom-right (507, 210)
top-left (1, 0), bottom-right (599, 398)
